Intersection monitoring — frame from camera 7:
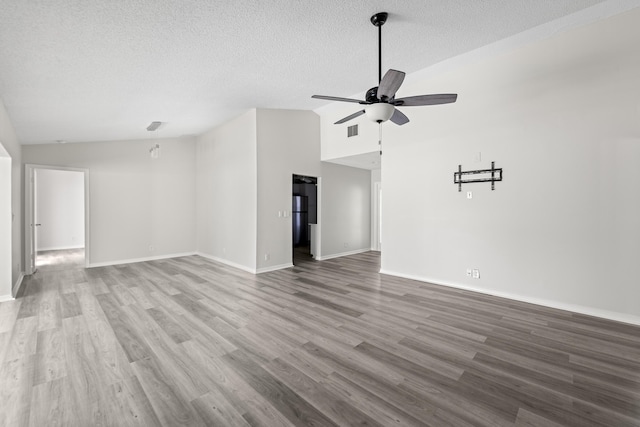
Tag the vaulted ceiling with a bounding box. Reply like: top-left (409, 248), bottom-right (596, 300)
top-left (0, 0), bottom-right (627, 144)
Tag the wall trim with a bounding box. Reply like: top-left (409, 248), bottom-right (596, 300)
top-left (195, 252), bottom-right (256, 274)
top-left (194, 253), bottom-right (293, 274)
top-left (37, 245), bottom-right (85, 252)
top-left (0, 293), bottom-right (14, 302)
top-left (380, 269), bottom-right (640, 327)
top-left (88, 252), bottom-right (197, 268)
top-left (256, 263), bottom-right (294, 274)
top-left (316, 248), bottom-right (369, 261)
top-left (11, 272), bottom-right (24, 298)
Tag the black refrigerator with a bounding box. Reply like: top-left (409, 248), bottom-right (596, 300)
top-left (292, 195), bottom-right (308, 247)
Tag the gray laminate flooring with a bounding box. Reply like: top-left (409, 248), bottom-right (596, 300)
top-left (1, 252), bottom-right (639, 426)
top-left (35, 248), bottom-right (85, 272)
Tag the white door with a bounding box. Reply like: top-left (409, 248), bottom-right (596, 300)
top-left (24, 165), bottom-right (37, 274)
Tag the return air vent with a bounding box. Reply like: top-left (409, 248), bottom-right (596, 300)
top-left (347, 124), bottom-right (358, 138)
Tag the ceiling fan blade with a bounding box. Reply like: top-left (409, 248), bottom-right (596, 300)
top-left (390, 108), bottom-right (409, 126)
top-left (334, 110), bottom-right (365, 125)
top-left (393, 94), bottom-right (457, 106)
top-left (377, 69), bottom-right (405, 101)
top-left (312, 95), bottom-right (364, 104)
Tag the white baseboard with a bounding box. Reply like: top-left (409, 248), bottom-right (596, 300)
top-left (380, 269), bottom-right (640, 327)
top-left (195, 252), bottom-right (257, 274)
top-left (256, 263), bottom-right (294, 274)
top-left (88, 252), bottom-right (197, 268)
top-left (195, 253), bottom-right (294, 275)
top-left (37, 245), bottom-right (85, 252)
top-left (315, 248), bottom-right (369, 261)
top-left (0, 293), bottom-right (14, 302)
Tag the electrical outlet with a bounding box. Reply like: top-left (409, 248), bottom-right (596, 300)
top-left (467, 191), bottom-right (473, 199)
top-left (466, 269), bottom-right (472, 277)
top-left (148, 245), bottom-right (154, 252)
top-left (472, 269), bottom-right (480, 279)
top-left (264, 253), bottom-right (270, 261)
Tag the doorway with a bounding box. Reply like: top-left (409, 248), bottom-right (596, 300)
top-left (292, 174), bottom-right (318, 265)
top-left (25, 165), bottom-right (90, 274)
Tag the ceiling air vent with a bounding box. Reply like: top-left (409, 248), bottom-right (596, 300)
top-left (347, 124), bottom-right (358, 138)
top-left (146, 121), bottom-right (162, 131)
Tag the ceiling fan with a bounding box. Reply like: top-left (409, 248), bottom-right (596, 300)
top-left (312, 12), bottom-right (457, 126)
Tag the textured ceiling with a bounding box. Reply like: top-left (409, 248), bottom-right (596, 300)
top-left (0, 0), bottom-right (627, 144)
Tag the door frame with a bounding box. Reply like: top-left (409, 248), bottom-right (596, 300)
top-left (24, 164), bottom-right (91, 274)
top-left (291, 174), bottom-right (321, 264)
top-left (372, 181), bottom-right (382, 251)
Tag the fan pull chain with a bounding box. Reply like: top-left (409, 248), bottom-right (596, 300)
top-left (379, 122), bottom-right (383, 155)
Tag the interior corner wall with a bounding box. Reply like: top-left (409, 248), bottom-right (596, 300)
top-left (35, 168), bottom-right (85, 251)
top-left (255, 109), bottom-right (321, 272)
top-left (380, 8), bottom-right (640, 324)
top-left (23, 137), bottom-right (197, 266)
top-left (319, 162), bottom-right (371, 259)
top-left (0, 99), bottom-right (22, 298)
top-left (196, 109), bottom-right (258, 272)
top-left (371, 168), bottom-right (381, 250)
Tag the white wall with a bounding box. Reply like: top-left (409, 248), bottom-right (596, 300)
top-left (0, 144), bottom-right (12, 300)
top-left (375, 8), bottom-right (640, 323)
top-left (256, 109), bottom-right (321, 272)
top-left (35, 168), bottom-right (85, 251)
top-left (197, 108), bottom-right (370, 272)
top-left (196, 110), bottom-right (258, 272)
top-left (0, 99), bottom-right (22, 299)
top-left (318, 104), bottom-right (381, 162)
top-left (23, 137), bottom-right (196, 266)
top-left (319, 162), bottom-right (371, 259)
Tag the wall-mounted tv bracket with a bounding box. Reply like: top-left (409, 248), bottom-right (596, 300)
top-left (454, 161), bottom-right (503, 191)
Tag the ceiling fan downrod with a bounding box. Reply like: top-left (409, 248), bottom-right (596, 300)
top-left (370, 12), bottom-right (388, 84)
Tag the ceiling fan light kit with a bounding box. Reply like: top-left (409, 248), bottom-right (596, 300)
top-left (312, 12), bottom-right (458, 126)
top-left (365, 103), bottom-right (395, 123)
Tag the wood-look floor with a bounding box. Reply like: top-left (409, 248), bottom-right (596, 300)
top-left (1, 251), bottom-right (639, 426)
top-left (35, 248), bottom-right (85, 272)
